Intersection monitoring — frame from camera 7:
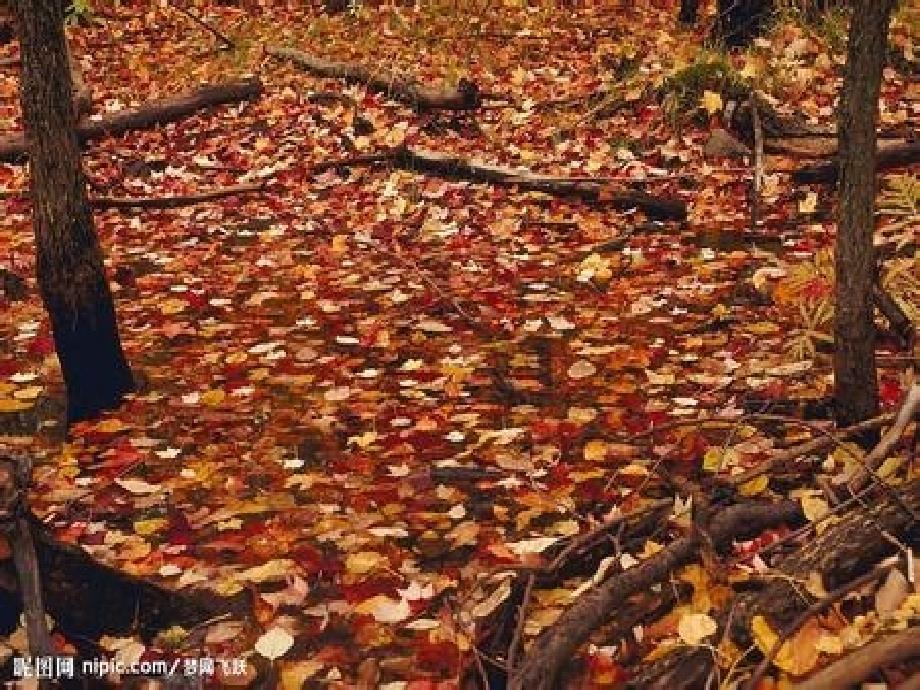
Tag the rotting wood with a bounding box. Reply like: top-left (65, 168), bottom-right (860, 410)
top-left (266, 44), bottom-right (482, 111)
top-left (0, 77), bottom-right (263, 162)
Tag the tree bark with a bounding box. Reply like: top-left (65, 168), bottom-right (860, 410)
top-left (12, 0), bottom-right (134, 425)
top-left (833, 0), bottom-right (895, 433)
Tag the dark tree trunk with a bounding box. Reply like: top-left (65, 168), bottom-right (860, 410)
top-left (715, 0), bottom-right (775, 46)
top-left (12, 0), bottom-right (134, 425)
top-left (833, 0), bottom-right (896, 432)
top-left (679, 0), bottom-right (699, 24)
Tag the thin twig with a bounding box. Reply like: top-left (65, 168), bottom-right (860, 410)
top-left (506, 574), bottom-right (534, 673)
top-left (166, 0), bottom-right (234, 50)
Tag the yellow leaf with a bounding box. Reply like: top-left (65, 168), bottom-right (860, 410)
top-left (799, 191), bottom-right (818, 214)
top-left (239, 559), bottom-right (297, 583)
top-left (354, 595), bottom-right (411, 622)
top-left (752, 614), bottom-right (779, 652)
top-left (331, 235), bottom-right (348, 255)
top-left (12, 386), bottom-right (42, 400)
top-left (815, 633), bottom-right (843, 655)
top-left (95, 419), bottom-right (129, 433)
top-left (703, 447), bottom-right (737, 472)
top-left (877, 454), bottom-right (905, 479)
top-left (738, 475), bottom-right (769, 497)
top-left (200, 389), bottom-right (226, 407)
top-left (583, 439), bottom-right (608, 463)
top-left (752, 615), bottom-right (822, 675)
top-left (281, 661), bottom-right (325, 690)
top-left (160, 298), bottom-right (186, 315)
top-left (745, 321), bottom-right (780, 335)
top-left (701, 90), bottom-right (724, 114)
top-left (134, 518), bottom-right (168, 536)
top-left (346, 551), bottom-right (386, 575)
top-left (0, 399), bottom-right (31, 413)
top-left (800, 494), bottom-right (829, 522)
top-left (677, 612), bottom-right (718, 645)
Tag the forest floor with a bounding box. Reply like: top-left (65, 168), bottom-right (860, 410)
top-left (0, 0), bottom-right (918, 688)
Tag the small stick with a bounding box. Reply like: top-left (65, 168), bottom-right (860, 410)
top-left (506, 574), bottom-right (534, 673)
top-left (848, 383), bottom-right (920, 490)
top-left (166, 1), bottom-right (234, 50)
top-left (750, 93), bottom-right (764, 230)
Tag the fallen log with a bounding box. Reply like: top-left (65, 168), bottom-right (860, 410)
top-left (0, 77), bottom-right (263, 162)
top-left (393, 147), bottom-right (688, 220)
top-left (792, 141), bottom-right (920, 184)
top-left (266, 44), bottom-right (482, 111)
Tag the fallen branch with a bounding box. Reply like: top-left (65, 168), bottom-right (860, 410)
top-left (792, 141), bottom-right (920, 185)
top-left (393, 147), bottom-right (687, 220)
top-left (632, 478), bottom-right (920, 688)
top-left (267, 44), bottom-right (482, 111)
top-left (508, 500), bottom-right (803, 690)
top-left (792, 628), bottom-right (920, 690)
top-left (166, 0), bottom-right (234, 50)
top-left (726, 412), bottom-right (895, 487)
top-left (875, 284), bottom-right (915, 349)
top-left (306, 146), bottom-right (687, 219)
top-left (730, 488), bottom-right (920, 642)
top-left (92, 182), bottom-right (266, 209)
top-left (0, 78), bottom-right (263, 162)
top-left (847, 382), bottom-right (920, 489)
